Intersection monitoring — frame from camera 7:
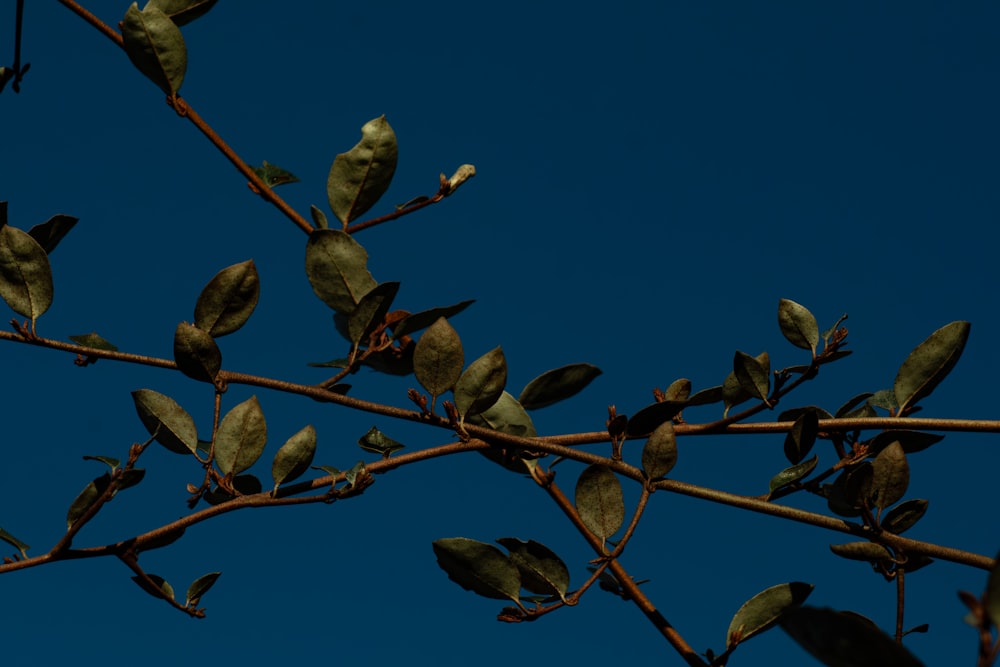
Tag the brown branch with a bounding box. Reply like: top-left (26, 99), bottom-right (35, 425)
top-left (346, 191), bottom-right (444, 235)
top-left (56, 0), bottom-right (122, 47)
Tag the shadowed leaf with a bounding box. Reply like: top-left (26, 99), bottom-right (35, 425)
top-left (871, 441), bottom-right (909, 510)
top-left (784, 411), bottom-right (818, 464)
top-left (432, 538), bottom-right (520, 602)
top-left (357, 426), bottom-right (405, 457)
top-left (781, 606), bottom-right (924, 667)
top-left (194, 260), bottom-right (260, 337)
top-left (173, 322), bottom-right (221, 384)
top-left (518, 363), bottom-right (602, 410)
top-left (251, 161), bottom-right (299, 188)
top-left (392, 300), bottom-right (475, 338)
top-left (734, 350), bottom-right (770, 401)
top-left (497, 538), bottom-right (570, 601)
top-left (829, 542), bottom-right (893, 562)
top-left (146, 0), bottom-right (218, 25)
top-left (727, 581), bottom-right (813, 649)
top-left (121, 3), bottom-right (187, 94)
top-left (69, 332), bottom-right (118, 351)
top-left (881, 499), bottom-right (928, 534)
top-left (66, 473), bottom-right (111, 528)
top-left (185, 572), bottom-right (221, 606)
top-left (305, 229), bottom-right (377, 314)
top-left (867, 430), bottom-right (943, 456)
top-left (626, 401), bottom-right (686, 437)
top-left (0, 527), bottom-right (29, 558)
top-left (768, 455), bottom-right (818, 496)
top-left (467, 391), bottom-right (537, 438)
top-left (347, 281), bottom-right (399, 345)
top-left (28, 214), bottom-right (77, 254)
top-left (778, 299), bottom-right (819, 353)
top-left (641, 421), bottom-right (677, 480)
top-left (986, 549), bottom-right (1000, 629)
top-left (575, 465), bottom-right (624, 542)
top-left (131, 574), bottom-right (175, 602)
top-left (327, 116), bottom-right (398, 225)
top-left (454, 347), bottom-right (507, 420)
top-left (132, 389), bottom-right (198, 455)
top-left (894, 321), bottom-right (970, 413)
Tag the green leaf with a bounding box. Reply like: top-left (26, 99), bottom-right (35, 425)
top-left (185, 571), bottom-right (221, 606)
top-left (661, 378), bottom-right (692, 402)
top-left (834, 393), bottom-right (874, 419)
top-left (271, 425), bottom-right (317, 491)
top-left (0, 527), bottom-right (30, 558)
top-left (413, 317), bottom-right (464, 400)
top-left (454, 346), bottom-right (507, 420)
top-left (575, 465), bottom-right (624, 542)
top-left (829, 542), bottom-right (893, 562)
top-left (641, 421), bottom-right (678, 480)
top-left (69, 332), bottom-right (118, 351)
top-left (432, 538), bottom-right (521, 602)
top-left (347, 281), bottom-right (399, 345)
top-left (467, 391), bottom-right (537, 438)
top-left (131, 389), bottom-right (198, 455)
top-left (781, 606), bottom-right (924, 667)
top-left (145, 0), bottom-right (218, 25)
top-left (518, 363), bottom-right (602, 410)
top-left (893, 321), bottom-right (970, 413)
top-left (496, 538), bottom-right (570, 601)
top-left (28, 214), bottom-right (77, 254)
top-left (867, 430), bottom-right (943, 456)
top-left (626, 401), bottom-right (686, 437)
top-left (343, 460), bottom-right (366, 488)
top-left (391, 300), bottom-right (474, 338)
top-left (66, 473), bottom-right (111, 529)
top-left (726, 581), bottom-right (813, 649)
top-left (881, 499), bottom-right (929, 535)
top-left (357, 426), bottom-right (405, 457)
top-left (721, 371), bottom-right (753, 416)
top-left (779, 405), bottom-right (833, 422)
top-left (0, 224), bottom-right (53, 323)
top-left (194, 260), bottom-right (260, 337)
top-left (327, 116), bottom-right (398, 225)
top-left (121, 3), bottom-right (187, 95)
top-left (687, 385), bottom-right (724, 406)
top-left (131, 573), bottom-right (175, 602)
top-left (305, 229), bottom-right (378, 314)
top-left (82, 455), bottom-right (120, 470)
top-left (310, 204), bottom-right (329, 229)
top-left (173, 322), bottom-right (222, 384)
top-left (986, 549), bottom-right (1000, 629)
top-left (215, 396), bottom-right (267, 476)
top-left (784, 411), bottom-right (818, 465)
top-left (251, 161), bottom-right (299, 188)
top-left (734, 350), bottom-right (770, 402)
top-left (871, 441), bottom-right (909, 510)
top-left (777, 299), bottom-right (819, 353)
top-left (768, 455), bottom-right (819, 495)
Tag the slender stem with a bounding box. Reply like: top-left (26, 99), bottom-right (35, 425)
top-left (346, 192), bottom-right (444, 234)
top-left (895, 566), bottom-right (905, 643)
top-left (56, 0), bottom-right (122, 47)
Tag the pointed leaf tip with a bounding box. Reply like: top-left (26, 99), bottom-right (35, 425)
top-left (518, 363), bottom-right (602, 410)
top-left (894, 321), bottom-right (970, 412)
top-left (327, 116), bottom-right (398, 224)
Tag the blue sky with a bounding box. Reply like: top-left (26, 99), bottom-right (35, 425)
top-left (3, 2), bottom-right (999, 665)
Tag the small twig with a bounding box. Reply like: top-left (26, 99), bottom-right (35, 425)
top-left (895, 564), bottom-right (906, 644)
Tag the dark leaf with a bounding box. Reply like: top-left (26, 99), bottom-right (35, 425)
top-left (726, 581), bottom-right (814, 649)
top-left (271, 425), bottom-right (317, 491)
top-left (986, 549), bottom-right (1000, 629)
top-left (871, 442), bottom-right (909, 510)
top-left (146, 0), bottom-right (218, 25)
top-left (661, 378), bottom-right (692, 402)
top-left (768, 455), bottom-right (819, 496)
top-left (867, 430), bottom-right (943, 456)
top-left (497, 538), bottom-right (570, 600)
top-left (28, 214), bottom-right (77, 254)
top-left (829, 542), bottom-right (893, 562)
top-left (834, 393), bottom-right (874, 419)
top-left (69, 332), bottom-right (118, 351)
top-left (575, 465), bottom-right (624, 542)
top-left (778, 406), bottom-right (833, 422)
top-left (781, 607), bottom-right (924, 667)
top-left (251, 161), bottom-right (299, 188)
top-left (894, 321), bottom-right (970, 413)
top-left (347, 281), bottom-right (399, 345)
top-left (733, 350), bottom-right (770, 402)
top-left (357, 426), bottom-right (405, 457)
top-left (687, 385), bottom-right (724, 406)
top-left (173, 322), bottom-right (222, 384)
top-left (185, 572), bottom-right (221, 606)
top-left (881, 499), bottom-right (929, 535)
top-left (626, 401), bottom-right (686, 437)
top-left (82, 455), bottom-right (120, 470)
top-left (305, 229), bottom-right (377, 314)
top-left (391, 300), bottom-right (475, 338)
top-left (215, 396), bottom-right (267, 476)
top-left (777, 299), bottom-right (819, 353)
top-left (0, 224), bottom-right (52, 323)
top-left (327, 116), bottom-right (398, 225)
top-left (722, 371), bottom-right (753, 416)
top-left (131, 574), bottom-right (175, 602)
top-left (518, 363), bottom-right (602, 410)
top-left (66, 473), bottom-right (111, 528)
top-left (432, 538), bottom-right (520, 602)
top-left (121, 3), bottom-right (187, 94)
top-left (0, 527), bottom-right (29, 558)
top-left (454, 346), bottom-right (507, 420)
top-left (641, 422), bottom-right (678, 480)
top-left (131, 389), bottom-right (198, 455)
top-left (784, 411), bottom-right (818, 464)
top-left (194, 260), bottom-right (260, 337)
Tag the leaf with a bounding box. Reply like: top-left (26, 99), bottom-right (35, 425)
top-left (734, 350), bottom-right (770, 402)
top-left (784, 411), bottom-right (818, 464)
top-left (251, 161), bottom-right (299, 188)
top-left (777, 299), bottom-right (819, 353)
top-left (575, 465), bottom-right (624, 542)
top-left (357, 426), bottom-right (405, 457)
top-left (625, 401), bottom-right (686, 437)
top-left (347, 281), bottom-right (399, 345)
top-left (69, 332), bottom-right (118, 351)
top-left (726, 581), bottom-right (813, 649)
top-left (496, 538), bottom-right (570, 601)
top-left (641, 421), bottom-right (678, 480)
top-left (343, 460), bottom-right (366, 488)
top-left (986, 549), bottom-right (1000, 629)
top-left (721, 371), bottom-right (753, 416)
top-left (894, 321), bottom-right (971, 413)
top-left (443, 163), bottom-right (476, 195)
top-left (453, 346), bottom-right (507, 420)
top-left (829, 542), bottom-right (893, 562)
top-left (82, 455), bottom-right (120, 470)
top-left (305, 229), bottom-right (378, 314)
top-left (131, 389), bottom-right (198, 455)
top-left (173, 322), bottom-right (222, 384)
top-left (881, 499), bottom-right (928, 535)
top-left (131, 573), bottom-right (175, 602)
top-left (145, 0), bottom-right (218, 25)
top-left (0, 527), bottom-right (29, 558)
top-left (327, 116), bottom-right (398, 225)
top-left (834, 393), bottom-right (874, 419)
top-left (871, 441), bottom-right (909, 510)
top-left (867, 430), bottom-right (943, 456)
top-left (778, 406), bottom-right (833, 422)
top-left (194, 260), bottom-right (260, 337)
top-left (0, 224), bottom-right (53, 323)
top-left (28, 214), bottom-right (77, 254)
top-left (661, 378), bottom-right (692, 402)
top-left (768, 455), bottom-right (819, 495)
top-left (215, 396), bottom-right (267, 476)
top-left (310, 205), bottom-right (329, 229)
top-left (781, 606), bottom-right (925, 667)
top-left (391, 299), bottom-right (474, 338)
top-left (121, 3), bottom-right (187, 95)
top-left (413, 317), bottom-right (464, 400)
top-left (185, 572), bottom-right (221, 606)
top-left (66, 473), bottom-right (111, 528)
top-left (432, 538), bottom-right (521, 602)
top-left (517, 363), bottom-right (602, 410)
top-left (688, 385), bottom-right (724, 406)
top-left (467, 391), bottom-right (537, 438)
top-left (271, 425), bottom-right (317, 491)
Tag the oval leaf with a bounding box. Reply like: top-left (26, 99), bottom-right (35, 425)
top-left (413, 317), bottom-right (465, 400)
top-left (391, 299), bottom-right (475, 338)
top-left (215, 396), bottom-right (267, 476)
top-left (894, 321), bottom-right (970, 413)
top-left (454, 346), bottom-right (507, 420)
top-left (734, 350), bottom-right (770, 402)
top-left (829, 542), bottom-right (893, 562)
top-left (466, 391), bottom-right (537, 438)
top-left (271, 425), bottom-right (317, 491)
top-left (121, 3), bottom-right (187, 94)
top-left (881, 499), bottom-right (929, 535)
top-left (497, 538), bottom-right (570, 601)
top-left (518, 363), bottom-right (602, 410)
top-left (173, 322), bottom-right (221, 384)
top-left (0, 224), bottom-right (52, 322)
top-left (185, 571), bottom-right (221, 606)
top-left (194, 260), bottom-right (260, 337)
top-left (768, 454), bottom-right (819, 495)
top-left (432, 537), bottom-right (521, 602)
top-left (305, 229), bottom-right (378, 314)
top-left (575, 465), bottom-right (624, 542)
top-left (781, 606), bottom-right (924, 667)
top-left (66, 474), bottom-right (111, 528)
top-left (347, 281), bottom-right (399, 345)
top-left (777, 299), bottom-right (819, 353)
top-left (727, 581), bottom-right (814, 649)
top-left (131, 389), bottom-right (198, 455)
top-left (327, 116), bottom-right (398, 225)
top-left (641, 421), bottom-right (678, 480)
top-left (871, 441), bottom-right (909, 510)
top-left (784, 411), bottom-right (818, 465)
top-left (625, 401), bottom-right (686, 437)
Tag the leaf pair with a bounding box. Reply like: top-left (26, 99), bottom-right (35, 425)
top-left (432, 537), bottom-right (570, 603)
top-left (121, 1), bottom-right (218, 95)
